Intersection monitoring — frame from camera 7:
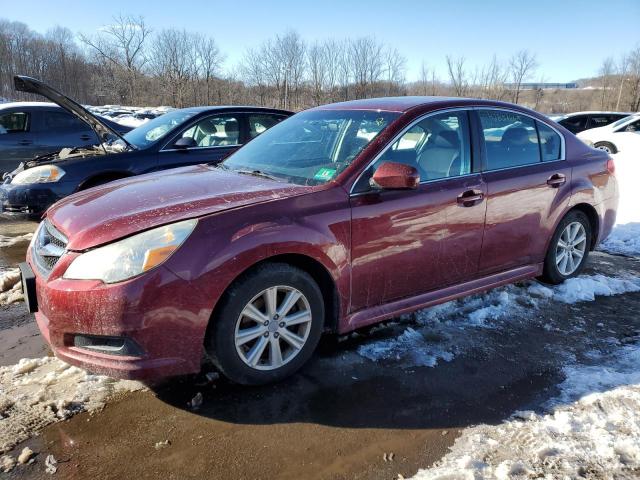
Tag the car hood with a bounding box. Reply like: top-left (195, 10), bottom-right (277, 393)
top-left (46, 165), bottom-right (311, 250)
top-left (14, 75), bottom-right (134, 150)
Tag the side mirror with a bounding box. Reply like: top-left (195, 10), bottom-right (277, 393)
top-left (173, 137), bottom-right (197, 149)
top-left (371, 161), bottom-right (420, 190)
top-left (625, 125), bottom-right (637, 132)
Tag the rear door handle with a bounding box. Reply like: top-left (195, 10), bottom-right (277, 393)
top-left (457, 189), bottom-right (484, 207)
top-left (17, 139), bottom-right (32, 146)
top-left (547, 173), bottom-right (566, 187)
top-left (80, 134), bottom-right (92, 141)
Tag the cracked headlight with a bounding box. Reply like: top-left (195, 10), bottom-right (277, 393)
top-left (64, 219), bottom-right (197, 283)
top-left (12, 165), bottom-right (66, 184)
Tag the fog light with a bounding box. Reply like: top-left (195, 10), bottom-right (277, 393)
top-left (73, 334), bottom-right (144, 357)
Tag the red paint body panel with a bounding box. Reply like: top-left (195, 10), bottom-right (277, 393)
top-left (28, 97), bottom-right (619, 380)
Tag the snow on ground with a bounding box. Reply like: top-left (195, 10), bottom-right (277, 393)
top-left (112, 115), bottom-right (150, 128)
top-left (600, 150), bottom-right (640, 257)
top-left (0, 357), bottom-right (144, 456)
top-left (0, 268), bottom-right (22, 305)
top-left (357, 274), bottom-right (640, 368)
top-left (413, 341), bottom-right (640, 479)
top-left (0, 233), bottom-right (32, 249)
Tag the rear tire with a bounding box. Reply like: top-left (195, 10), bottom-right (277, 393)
top-left (593, 142), bottom-right (617, 154)
top-left (540, 210), bottom-right (592, 284)
top-left (207, 263), bottom-right (324, 385)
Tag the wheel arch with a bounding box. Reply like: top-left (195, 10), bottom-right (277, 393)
top-left (570, 203), bottom-right (600, 250)
top-left (548, 203), bottom-right (600, 253)
top-left (207, 253), bottom-right (341, 337)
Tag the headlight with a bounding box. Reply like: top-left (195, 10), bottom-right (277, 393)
top-left (12, 165), bottom-right (66, 184)
top-left (64, 219), bottom-right (197, 283)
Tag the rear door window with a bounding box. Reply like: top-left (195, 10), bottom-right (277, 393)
top-left (41, 111), bottom-right (88, 132)
top-left (248, 114), bottom-right (286, 139)
top-left (559, 115), bottom-right (587, 133)
top-left (0, 112), bottom-right (29, 134)
top-left (588, 115), bottom-right (613, 129)
top-left (478, 110), bottom-right (540, 170)
top-left (180, 115), bottom-right (240, 147)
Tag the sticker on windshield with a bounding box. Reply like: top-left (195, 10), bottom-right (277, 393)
top-left (314, 168), bottom-right (337, 181)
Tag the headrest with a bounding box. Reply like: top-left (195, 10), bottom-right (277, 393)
top-left (501, 127), bottom-right (530, 145)
top-left (224, 120), bottom-right (239, 135)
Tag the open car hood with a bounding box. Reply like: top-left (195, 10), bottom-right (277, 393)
top-left (14, 75), bottom-right (134, 150)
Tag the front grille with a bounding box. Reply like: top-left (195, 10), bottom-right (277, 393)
top-left (33, 219), bottom-right (68, 275)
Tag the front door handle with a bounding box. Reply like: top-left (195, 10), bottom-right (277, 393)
top-left (17, 139), bottom-right (32, 146)
top-left (80, 134), bottom-right (92, 141)
top-left (457, 189), bottom-right (484, 207)
top-left (547, 173), bottom-right (566, 187)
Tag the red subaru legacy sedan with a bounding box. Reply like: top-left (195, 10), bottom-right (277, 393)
top-left (21, 97), bottom-right (618, 385)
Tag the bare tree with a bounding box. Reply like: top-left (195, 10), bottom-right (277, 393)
top-left (307, 41), bottom-right (327, 106)
top-left (384, 47), bottom-right (406, 95)
top-left (598, 57), bottom-right (615, 110)
top-left (196, 34), bottom-right (224, 105)
top-left (509, 49), bottom-right (537, 104)
top-left (80, 14), bottom-right (151, 103)
top-left (349, 37), bottom-right (384, 98)
top-left (446, 55), bottom-right (469, 96)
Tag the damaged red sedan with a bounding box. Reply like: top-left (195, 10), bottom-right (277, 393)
top-left (21, 97), bottom-right (618, 385)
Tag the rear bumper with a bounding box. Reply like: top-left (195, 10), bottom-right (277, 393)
top-left (29, 251), bottom-right (214, 380)
top-left (0, 181), bottom-right (75, 218)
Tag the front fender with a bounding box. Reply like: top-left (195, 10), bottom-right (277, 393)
top-left (163, 188), bottom-right (351, 335)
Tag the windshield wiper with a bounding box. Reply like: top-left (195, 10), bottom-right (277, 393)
top-left (234, 169), bottom-right (280, 181)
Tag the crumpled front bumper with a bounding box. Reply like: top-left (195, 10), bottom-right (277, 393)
top-left (0, 181), bottom-right (76, 218)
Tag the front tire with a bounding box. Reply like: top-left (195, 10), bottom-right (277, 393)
top-left (540, 210), bottom-right (592, 284)
top-left (594, 141), bottom-right (617, 154)
top-left (207, 263), bottom-right (324, 385)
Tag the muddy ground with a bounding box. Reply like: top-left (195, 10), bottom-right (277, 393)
top-left (1, 218), bottom-right (639, 480)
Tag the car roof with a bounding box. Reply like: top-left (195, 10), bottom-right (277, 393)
top-left (311, 96), bottom-right (527, 113)
top-left (0, 101), bottom-right (59, 109)
top-left (561, 111), bottom-right (634, 116)
top-left (177, 106), bottom-right (293, 115)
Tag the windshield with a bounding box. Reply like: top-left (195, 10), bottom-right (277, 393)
top-left (222, 109), bottom-right (399, 185)
top-left (122, 110), bottom-right (198, 148)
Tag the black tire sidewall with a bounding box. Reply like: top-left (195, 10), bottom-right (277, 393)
top-left (208, 263), bottom-right (324, 385)
top-left (542, 210), bottom-right (592, 284)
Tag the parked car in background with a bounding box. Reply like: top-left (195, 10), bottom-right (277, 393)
top-left (550, 111), bottom-right (633, 134)
top-left (0, 102), bottom-right (132, 173)
top-left (576, 113), bottom-right (640, 153)
top-left (22, 96), bottom-right (618, 385)
top-left (0, 76), bottom-right (292, 217)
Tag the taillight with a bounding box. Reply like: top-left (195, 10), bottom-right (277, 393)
top-left (606, 157), bottom-right (615, 175)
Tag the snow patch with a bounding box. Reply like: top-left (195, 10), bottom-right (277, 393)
top-left (0, 357), bottom-right (144, 454)
top-left (0, 233), bottom-right (32, 249)
top-left (413, 342), bottom-right (640, 479)
top-left (357, 274), bottom-right (639, 367)
top-left (0, 268), bottom-right (22, 306)
top-left (551, 274), bottom-right (640, 303)
top-left (601, 223), bottom-right (640, 257)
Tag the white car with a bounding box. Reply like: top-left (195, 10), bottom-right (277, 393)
top-left (577, 113), bottom-right (640, 154)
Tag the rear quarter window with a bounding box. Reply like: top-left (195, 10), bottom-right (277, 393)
top-left (537, 121), bottom-right (562, 162)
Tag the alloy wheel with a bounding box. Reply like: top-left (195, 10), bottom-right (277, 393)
top-left (595, 145), bottom-right (612, 154)
top-left (556, 221), bottom-right (587, 276)
top-left (234, 286), bottom-right (312, 370)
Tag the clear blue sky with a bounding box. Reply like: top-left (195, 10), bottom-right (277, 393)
top-left (3, 0), bottom-right (639, 82)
